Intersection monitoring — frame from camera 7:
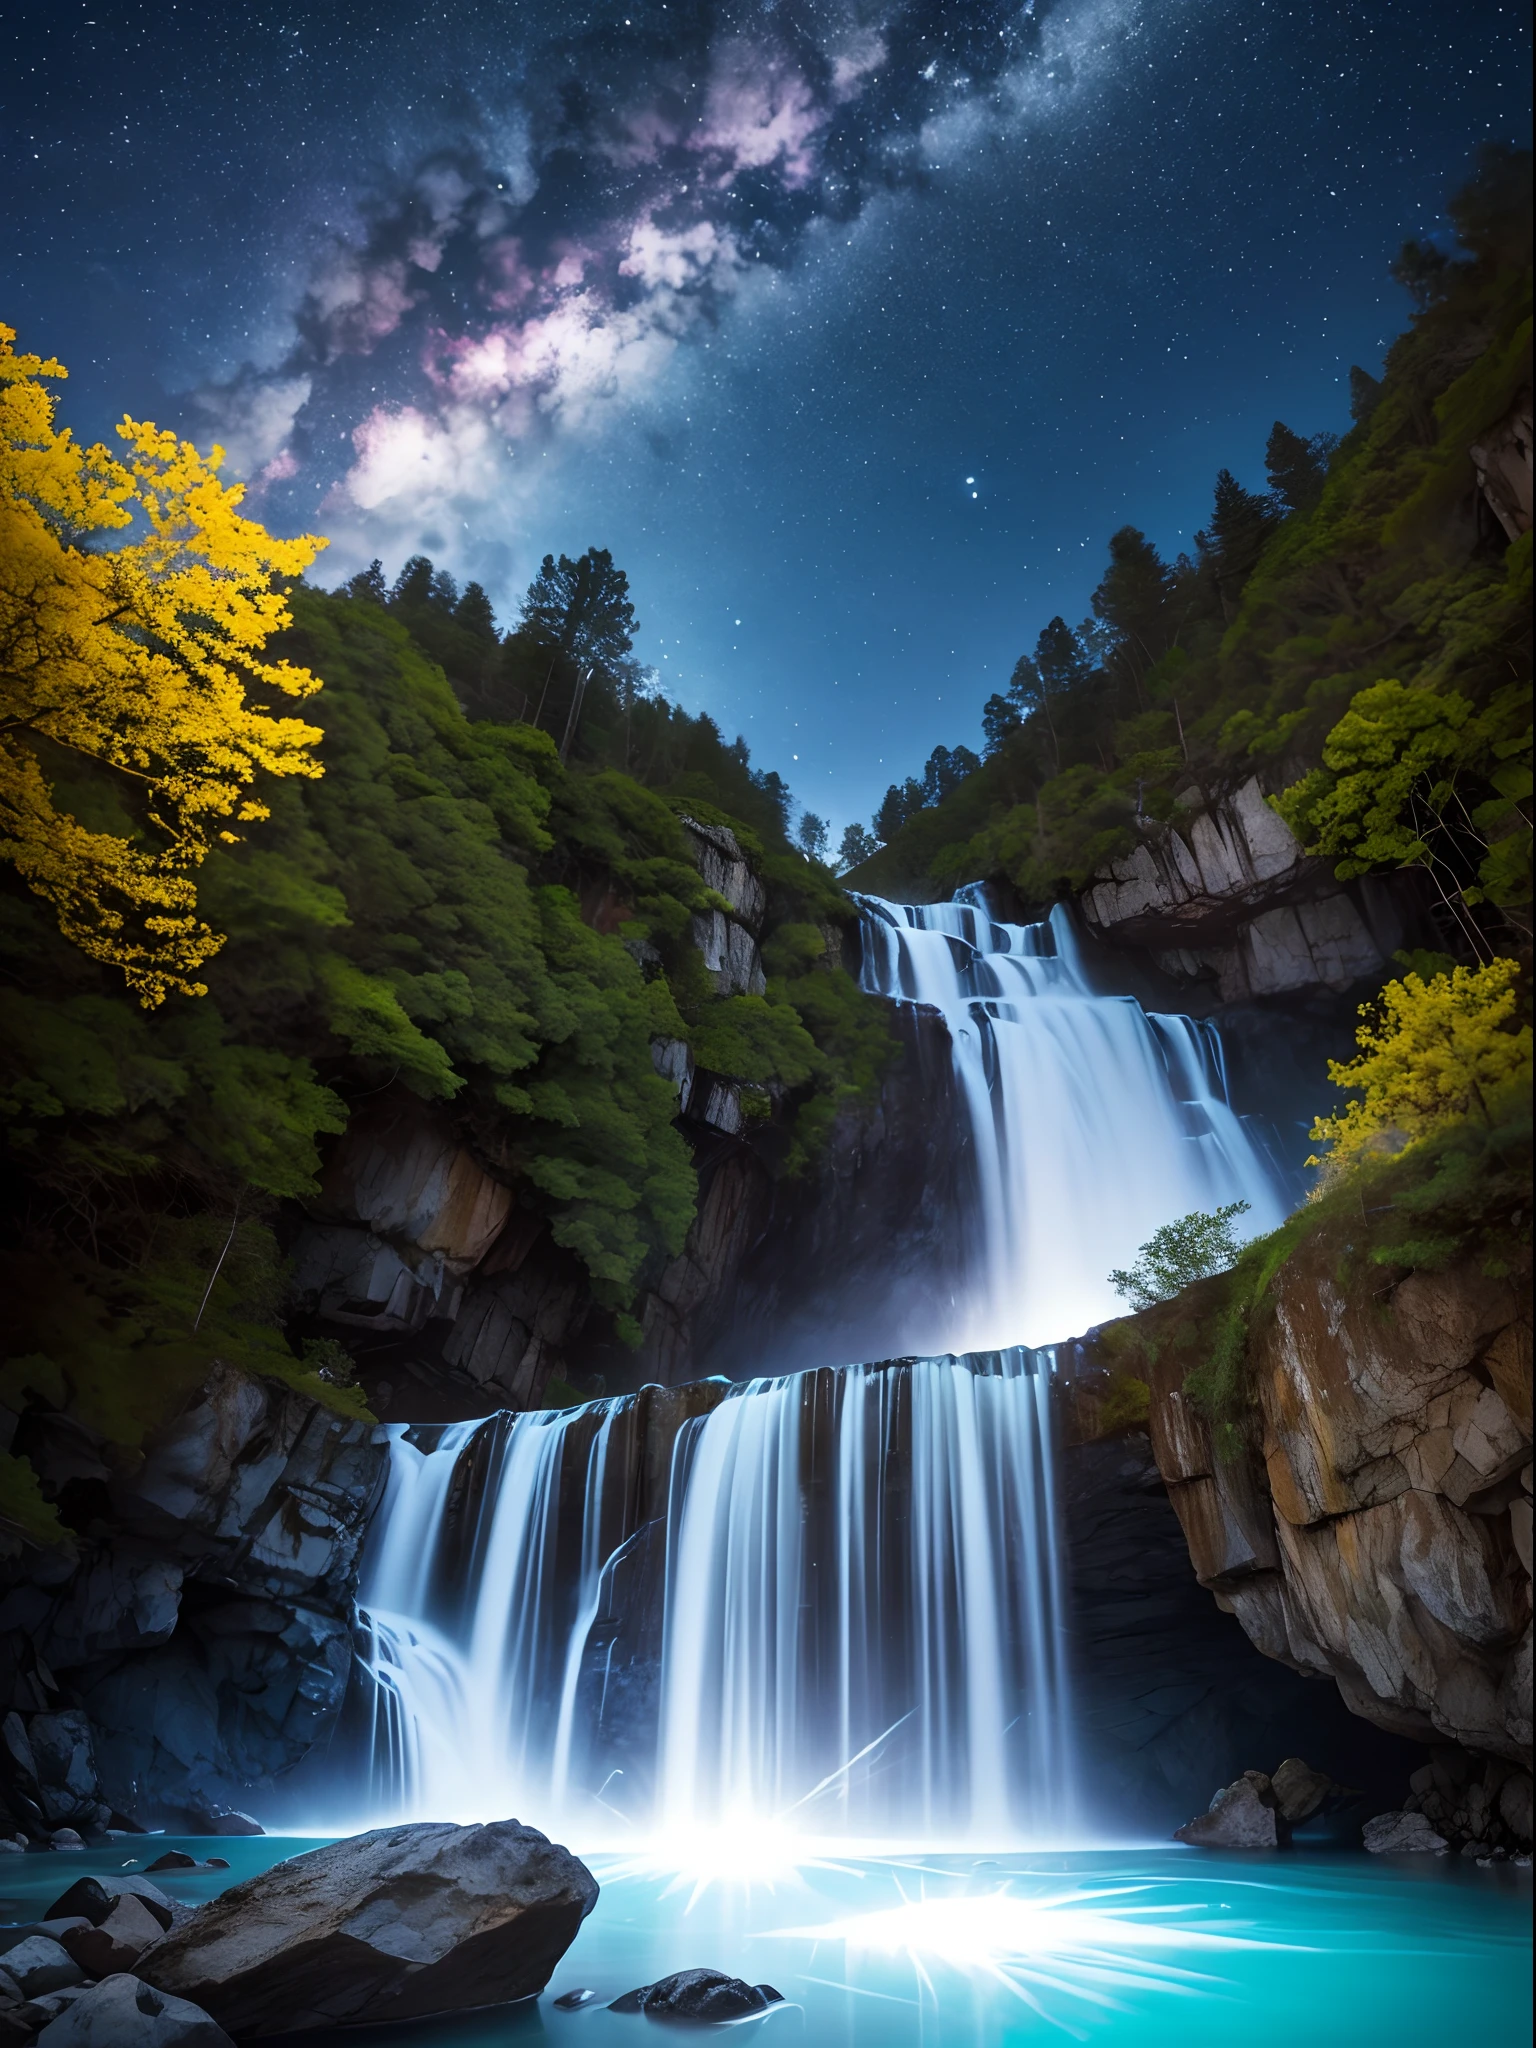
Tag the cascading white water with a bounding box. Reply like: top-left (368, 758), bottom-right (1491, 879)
top-left (354, 1350), bottom-right (1071, 1842)
top-left (857, 893), bottom-right (1286, 1349)
top-left (346, 889), bottom-right (1287, 1844)
top-left (656, 1350), bottom-right (1071, 1839)
top-left (354, 1403), bottom-right (624, 1824)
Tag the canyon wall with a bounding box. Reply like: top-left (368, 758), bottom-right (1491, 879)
top-left (290, 785), bottom-right (1415, 1417)
top-left (0, 797), bottom-right (1471, 1834)
top-left (0, 1364), bottom-right (386, 1835)
top-left (1070, 1238), bottom-right (1533, 1837)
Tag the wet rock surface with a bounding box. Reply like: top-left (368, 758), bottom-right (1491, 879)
top-left (1171, 1755), bottom-right (1360, 1847)
top-left (31, 1973), bottom-right (235, 2046)
top-left (0, 1362), bottom-right (389, 1834)
top-left (1270, 1755), bottom-right (1352, 1826)
top-left (611, 1969), bottom-right (783, 2021)
top-left (1363, 1811), bottom-right (1450, 1854)
top-left (1079, 776), bottom-right (1421, 1002)
top-left (139, 1819), bottom-right (599, 2037)
top-left (684, 1001), bottom-right (980, 1381)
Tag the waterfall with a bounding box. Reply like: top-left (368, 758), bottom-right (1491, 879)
top-left (356, 1351), bottom-right (1072, 1843)
top-left (345, 889), bottom-right (1285, 1844)
top-left (354, 1403), bottom-right (626, 1824)
top-left (856, 893), bottom-right (1286, 1350)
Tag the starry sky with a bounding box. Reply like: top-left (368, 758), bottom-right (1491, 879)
top-left (5, 1), bottom-right (1531, 837)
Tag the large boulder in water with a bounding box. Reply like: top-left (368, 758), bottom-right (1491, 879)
top-left (1174, 1770), bottom-right (1282, 1847)
top-left (139, 1819), bottom-right (598, 2037)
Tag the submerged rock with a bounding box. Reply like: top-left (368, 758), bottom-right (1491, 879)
top-left (32, 1973), bottom-right (234, 2046)
top-left (611, 1968), bottom-right (779, 2021)
top-left (1363, 1810), bottom-right (1449, 1854)
top-left (1174, 1770), bottom-right (1281, 1848)
top-left (139, 1818), bottom-right (598, 2037)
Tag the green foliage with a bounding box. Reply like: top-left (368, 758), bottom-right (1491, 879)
top-left (0, 1445), bottom-right (69, 1557)
top-left (1097, 1371), bottom-right (1153, 1432)
top-left (1109, 1201), bottom-right (1253, 1310)
top-left (1274, 669), bottom-right (1531, 935)
top-left (1308, 958), bottom-right (1532, 1175)
top-left (541, 1376), bottom-right (587, 1410)
top-left (1, 557), bottom-right (896, 1537)
top-left (837, 822), bottom-right (879, 873)
top-left (1100, 1087), bottom-right (1531, 1440)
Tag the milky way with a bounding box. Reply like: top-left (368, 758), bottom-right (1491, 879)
top-left (6, 0), bottom-right (1531, 828)
top-left (190, 2), bottom-right (1134, 547)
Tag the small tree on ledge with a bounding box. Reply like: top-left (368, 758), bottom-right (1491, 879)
top-left (1109, 1201), bottom-right (1252, 1312)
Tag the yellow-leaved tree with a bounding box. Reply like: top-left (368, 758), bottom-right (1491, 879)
top-left (0, 324), bottom-right (325, 1003)
top-left (1310, 958), bottom-right (1532, 1179)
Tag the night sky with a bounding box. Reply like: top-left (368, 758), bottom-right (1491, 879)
top-left (6, 1), bottom-right (1531, 837)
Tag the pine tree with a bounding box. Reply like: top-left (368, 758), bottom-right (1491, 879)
top-left (837, 822), bottom-right (878, 870)
top-left (390, 554), bottom-right (435, 609)
top-left (797, 811), bottom-right (830, 861)
top-left (981, 691), bottom-right (1022, 754)
top-left (1196, 470), bottom-right (1280, 619)
top-left (1091, 527), bottom-right (1177, 700)
top-left (519, 548), bottom-right (637, 676)
top-left (1265, 422), bottom-right (1336, 517)
top-left (874, 778), bottom-right (925, 844)
top-left (454, 581), bottom-right (499, 641)
top-left (921, 745), bottom-right (981, 804)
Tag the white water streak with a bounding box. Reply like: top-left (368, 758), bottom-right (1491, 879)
top-left (351, 890), bottom-right (1277, 1842)
top-left (857, 896), bottom-right (1286, 1348)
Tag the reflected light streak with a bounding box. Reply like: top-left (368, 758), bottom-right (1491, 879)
top-left (598, 1822), bottom-right (868, 1910)
top-left (774, 1883), bottom-right (1308, 2030)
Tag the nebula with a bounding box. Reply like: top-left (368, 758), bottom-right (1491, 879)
top-left (195, 0), bottom-right (1133, 568)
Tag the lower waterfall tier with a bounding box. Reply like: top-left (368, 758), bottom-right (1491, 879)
top-left (350, 1351), bottom-right (1074, 1842)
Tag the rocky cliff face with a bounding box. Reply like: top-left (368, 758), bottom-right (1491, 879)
top-left (1080, 774), bottom-right (1427, 1002)
top-left (0, 1364), bottom-right (386, 1834)
top-left (1062, 1437), bottom-right (1421, 1834)
top-left (286, 820), bottom-right (975, 1409)
top-left (1074, 1243), bottom-right (1533, 1830)
top-left (643, 998), bottom-right (976, 1383)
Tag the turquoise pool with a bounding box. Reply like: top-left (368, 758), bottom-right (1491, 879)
top-left (4, 1839), bottom-right (1529, 2044)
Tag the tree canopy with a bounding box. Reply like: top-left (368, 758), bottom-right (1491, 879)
top-left (0, 326), bottom-right (326, 1003)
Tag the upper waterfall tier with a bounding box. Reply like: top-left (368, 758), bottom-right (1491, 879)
top-left (856, 893), bottom-right (1288, 1351)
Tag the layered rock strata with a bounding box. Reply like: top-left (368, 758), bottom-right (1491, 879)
top-left (1081, 775), bottom-right (1423, 1001)
top-left (1061, 1438), bottom-right (1419, 1835)
top-left (1104, 1245), bottom-right (1532, 1824)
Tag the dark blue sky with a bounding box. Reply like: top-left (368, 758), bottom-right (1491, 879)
top-left (6, 1), bottom-right (1530, 837)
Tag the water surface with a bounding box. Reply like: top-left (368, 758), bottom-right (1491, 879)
top-left (5, 1840), bottom-right (1528, 2046)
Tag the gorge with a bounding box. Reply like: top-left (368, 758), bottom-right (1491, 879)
top-left (0, 125), bottom-right (1530, 2043)
top-left (1, 757), bottom-right (1530, 2048)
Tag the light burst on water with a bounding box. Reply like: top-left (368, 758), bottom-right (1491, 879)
top-left (772, 1877), bottom-right (1308, 2034)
